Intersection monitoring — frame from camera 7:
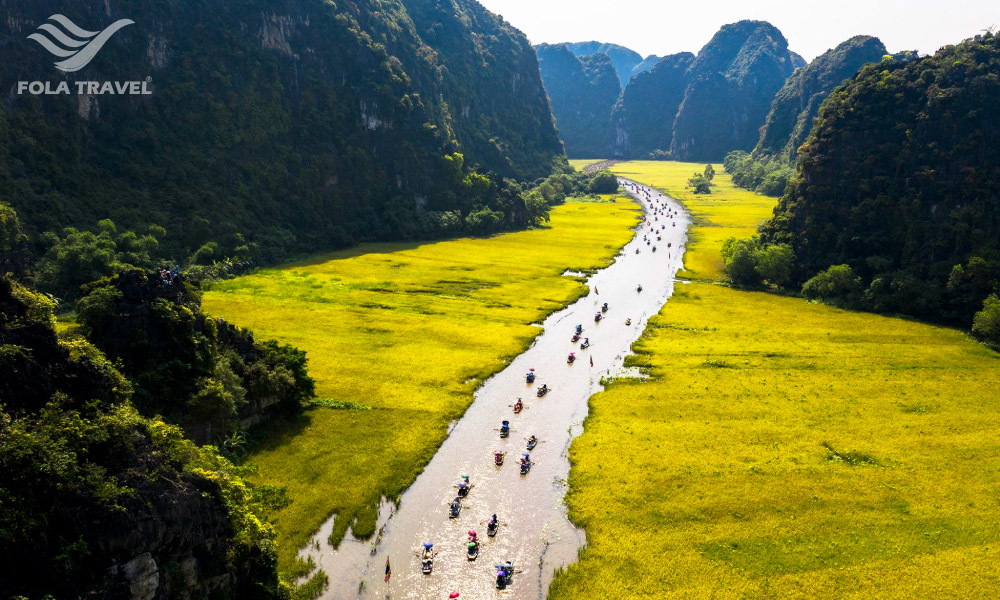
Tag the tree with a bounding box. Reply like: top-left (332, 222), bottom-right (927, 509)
top-left (704, 164), bottom-right (716, 181)
top-left (754, 243), bottom-right (794, 286)
top-left (802, 264), bottom-right (863, 305)
top-left (523, 192), bottom-right (551, 226)
top-left (972, 294), bottom-right (1000, 345)
top-left (688, 173), bottom-right (712, 194)
top-left (588, 170), bottom-right (620, 194)
top-left (721, 237), bottom-right (761, 287)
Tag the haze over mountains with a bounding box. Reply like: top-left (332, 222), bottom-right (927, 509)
top-left (537, 20), bottom-right (894, 161)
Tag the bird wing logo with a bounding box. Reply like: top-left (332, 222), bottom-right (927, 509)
top-left (27, 14), bottom-right (134, 72)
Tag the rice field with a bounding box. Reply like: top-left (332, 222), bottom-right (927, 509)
top-left (200, 196), bottom-right (640, 572)
top-left (569, 159), bottom-right (610, 171)
top-left (548, 162), bottom-right (1000, 599)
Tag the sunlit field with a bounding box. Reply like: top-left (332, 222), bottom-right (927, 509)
top-left (611, 161), bottom-right (777, 279)
top-left (549, 162), bottom-right (1000, 599)
top-left (201, 197), bottom-right (640, 571)
top-left (569, 158), bottom-right (609, 171)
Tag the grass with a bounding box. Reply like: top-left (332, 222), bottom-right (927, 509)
top-left (569, 158), bottom-right (610, 171)
top-left (200, 196), bottom-right (640, 572)
top-left (548, 162), bottom-right (1000, 599)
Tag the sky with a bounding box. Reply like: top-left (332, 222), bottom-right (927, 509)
top-left (476, 0), bottom-right (1000, 61)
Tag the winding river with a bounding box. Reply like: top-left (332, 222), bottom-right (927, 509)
top-left (302, 179), bottom-right (690, 599)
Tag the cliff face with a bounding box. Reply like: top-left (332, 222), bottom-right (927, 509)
top-left (536, 44), bottom-right (621, 158)
top-left (610, 52), bottom-right (694, 159)
top-left (671, 20), bottom-right (797, 161)
top-left (754, 35), bottom-right (888, 161)
top-left (0, 0), bottom-right (562, 258)
top-left (401, 0), bottom-right (563, 179)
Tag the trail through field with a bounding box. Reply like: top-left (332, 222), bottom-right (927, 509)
top-left (308, 180), bottom-right (689, 599)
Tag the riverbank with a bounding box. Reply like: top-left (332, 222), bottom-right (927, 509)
top-left (548, 162), bottom-right (1000, 598)
top-left (200, 196), bottom-right (640, 575)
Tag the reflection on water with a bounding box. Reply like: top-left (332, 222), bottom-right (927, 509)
top-left (304, 181), bottom-right (690, 599)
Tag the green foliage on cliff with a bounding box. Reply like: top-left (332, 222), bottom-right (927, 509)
top-left (762, 32), bottom-right (1000, 327)
top-left (671, 20), bottom-right (797, 161)
top-left (610, 53), bottom-right (694, 159)
top-left (536, 44), bottom-right (622, 158)
top-left (755, 36), bottom-right (888, 162)
top-left (0, 0), bottom-right (562, 264)
top-left (0, 276), bottom-right (289, 598)
top-left (76, 269), bottom-right (314, 444)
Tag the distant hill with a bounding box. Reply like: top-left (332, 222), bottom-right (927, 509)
top-left (610, 53), bottom-right (695, 159)
top-left (565, 41), bottom-right (643, 86)
top-left (671, 20), bottom-right (797, 161)
top-left (629, 54), bottom-right (662, 79)
top-left (754, 35), bottom-right (888, 162)
top-left (762, 32), bottom-right (1000, 325)
top-left (0, 0), bottom-right (563, 260)
top-left (536, 44), bottom-right (622, 158)
top-left (790, 51), bottom-right (808, 69)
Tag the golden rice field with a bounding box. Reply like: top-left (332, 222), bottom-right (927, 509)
top-left (548, 163), bottom-right (1000, 599)
top-left (611, 161), bottom-right (778, 280)
top-left (569, 158), bottom-right (609, 171)
top-left (201, 197), bottom-right (640, 572)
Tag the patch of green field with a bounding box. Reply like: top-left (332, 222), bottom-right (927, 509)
top-left (549, 162), bottom-right (1000, 599)
top-left (569, 159), bottom-right (609, 171)
top-left (201, 197), bottom-right (640, 572)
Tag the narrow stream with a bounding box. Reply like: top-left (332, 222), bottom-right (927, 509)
top-left (303, 180), bottom-right (690, 599)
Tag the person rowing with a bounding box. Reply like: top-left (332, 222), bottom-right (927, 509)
top-left (513, 398), bottom-right (523, 413)
top-left (494, 450), bottom-right (506, 465)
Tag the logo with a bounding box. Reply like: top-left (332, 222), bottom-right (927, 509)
top-left (27, 14), bottom-right (134, 72)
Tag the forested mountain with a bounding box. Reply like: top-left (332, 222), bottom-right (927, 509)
top-left (0, 0), bottom-right (562, 262)
top-left (671, 20), bottom-right (797, 161)
top-left (0, 276), bottom-right (288, 598)
top-left (754, 35), bottom-right (888, 162)
top-left (790, 51), bottom-right (808, 69)
top-left (610, 53), bottom-right (695, 158)
top-left (535, 44), bottom-right (622, 157)
top-left (564, 41), bottom-right (643, 86)
top-left (762, 32), bottom-right (1000, 325)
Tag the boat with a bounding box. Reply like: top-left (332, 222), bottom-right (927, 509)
top-left (526, 436), bottom-right (537, 450)
top-left (449, 497), bottom-right (461, 518)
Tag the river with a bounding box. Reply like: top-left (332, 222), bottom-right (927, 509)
top-left (301, 179), bottom-right (690, 599)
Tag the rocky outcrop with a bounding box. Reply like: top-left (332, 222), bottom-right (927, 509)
top-left (536, 44), bottom-right (621, 157)
top-left (671, 20), bottom-right (797, 161)
top-left (610, 52), bottom-right (694, 158)
top-left (754, 35), bottom-right (888, 161)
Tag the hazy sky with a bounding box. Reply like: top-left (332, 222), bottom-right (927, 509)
top-left (477, 0), bottom-right (1000, 61)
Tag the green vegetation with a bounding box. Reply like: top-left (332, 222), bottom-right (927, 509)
top-left (671, 21), bottom-right (797, 161)
top-left (761, 32), bottom-right (1000, 328)
top-left (75, 269), bottom-right (314, 444)
top-left (2, 0), bottom-right (563, 263)
top-left (755, 36), bottom-right (889, 162)
top-left (610, 53), bottom-right (694, 159)
top-left (724, 36), bottom-right (893, 197)
top-left (201, 197), bottom-right (640, 572)
top-left (0, 277), bottom-right (289, 598)
top-left (536, 44), bottom-right (622, 158)
top-left (551, 160), bottom-right (1000, 599)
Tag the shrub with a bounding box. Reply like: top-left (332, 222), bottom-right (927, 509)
top-left (802, 264), bottom-right (863, 305)
top-left (972, 294), bottom-right (1000, 345)
top-left (588, 170), bottom-right (620, 194)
